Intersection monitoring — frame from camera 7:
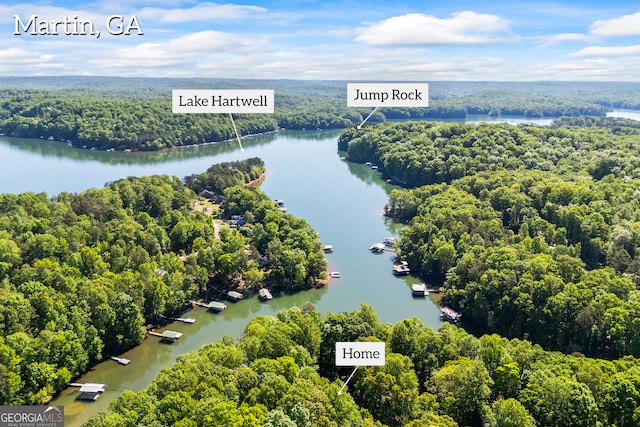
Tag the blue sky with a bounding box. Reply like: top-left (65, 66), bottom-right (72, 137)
top-left (2, 0), bottom-right (640, 80)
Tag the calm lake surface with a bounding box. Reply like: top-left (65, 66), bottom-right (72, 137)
top-left (2, 129), bottom-right (442, 426)
top-left (0, 113), bottom-right (625, 426)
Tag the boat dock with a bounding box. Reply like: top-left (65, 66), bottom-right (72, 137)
top-left (370, 242), bottom-right (396, 253)
top-left (68, 383), bottom-right (107, 401)
top-left (259, 288), bottom-right (273, 301)
top-left (440, 307), bottom-right (462, 324)
top-left (191, 300), bottom-right (227, 312)
top-left (226, 290), bottom-right (244, 302)
top-left (411, 283), bottom-right (428, 297)
top-left (109, 356), bottom-right (131, 365)
top-left (393, 261), bottom-right (411, 276)
top-left (148, 330), bottom-right (183, 342)
top-left (411, 283), bottom-right (441, 295)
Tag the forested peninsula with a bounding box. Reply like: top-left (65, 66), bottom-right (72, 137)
top-left (0, 158), bottom-right (326, 405)
top-left (339, 117), bottom-right (640, 361)
top-left (2, 79), bottom-right (639, 151)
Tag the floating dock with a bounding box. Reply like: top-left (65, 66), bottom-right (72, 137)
top-left (109, 356), bottom-right (131, 365)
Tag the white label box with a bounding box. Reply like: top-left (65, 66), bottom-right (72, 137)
top-left (347, 83), bottom-right (429, 107)
top-left (172, 89), bottom-right (274, 114)
top-left (335, 342), bottom-right (386, 366)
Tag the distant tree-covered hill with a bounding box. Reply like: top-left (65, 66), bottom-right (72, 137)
top-left (2, 79), bottom-right (640, 151)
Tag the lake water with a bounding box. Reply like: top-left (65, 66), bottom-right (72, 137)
top-left (607, 109), bottom-right (640, 121)
top-left (0, 112), bottom-right (632, 426)
top-left (0, 129), bottom-right (443, 426)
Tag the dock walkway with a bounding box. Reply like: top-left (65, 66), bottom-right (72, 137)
top-left (161, 314), bottom-right (196, 324)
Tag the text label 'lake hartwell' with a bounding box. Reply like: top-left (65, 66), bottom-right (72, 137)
top-left (172, 90), bottom-right (274, 114)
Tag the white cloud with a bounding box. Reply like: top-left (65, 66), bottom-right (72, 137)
top-left (570, 45), bottom-right (640, 57)
top-left (89, 30), bottom-right (267, 71)
top-left (138, 2), bottom-right (267, 23)
top-left (542, 57), bottom-right (640, 80)
top-left (544, 12), bottom-right (640, 61)
top-left (355, 11), bottom-right (511, 46)
top-left (590, 11), bottom-right (640, 37)
top-left (0, 41), bottom-right (65, 74)
top-left (0, 46), bottom-right (54, 65)
top-left (1, 3), bottom-right (639, 81)
top-left (537, 33), bottom-right (593, 47)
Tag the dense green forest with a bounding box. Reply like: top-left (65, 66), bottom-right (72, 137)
top-left (3, 79), bottom-right (640, 151)
top-left (85, 304), bottom-right (640, 427)
top-left (0, 158), bottom-right (326, 405)
top-left (339, 118), bottom-right (640, 360)
top-left (4, 78), bottom-right (640, 425)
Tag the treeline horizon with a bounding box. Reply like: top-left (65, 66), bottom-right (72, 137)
top-left (2, 79), bottom-right (640, 151)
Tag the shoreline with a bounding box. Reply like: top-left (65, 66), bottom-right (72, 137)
top-left (245, 171), bottom-right (267, 187)
top-left (0, 128), bottom-right (285, 153)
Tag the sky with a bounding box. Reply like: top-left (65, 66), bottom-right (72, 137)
top-left (1, 0), bottom-right (640, 80)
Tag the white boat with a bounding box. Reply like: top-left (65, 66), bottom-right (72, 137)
top-left (330, 271), bottom-right (340, 278)
top-left (369, 243), bottom-right (385, 253)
